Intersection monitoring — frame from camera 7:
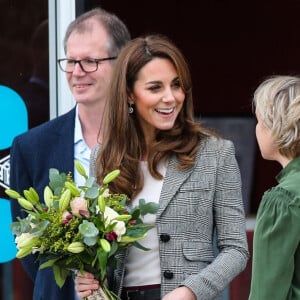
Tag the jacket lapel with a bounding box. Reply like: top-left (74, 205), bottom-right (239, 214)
top-left (157, 155), bottom-right (192, 218)
top-left (51, 108), bottom-right (76, 173)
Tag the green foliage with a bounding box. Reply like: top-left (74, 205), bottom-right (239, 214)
top-left (6, 160), bottom-right (158, 300)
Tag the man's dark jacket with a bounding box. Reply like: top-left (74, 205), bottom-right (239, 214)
top-left (10, 108), bottom-right (76, 300)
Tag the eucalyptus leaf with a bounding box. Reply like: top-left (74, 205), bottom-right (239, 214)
top-left (53, 200), bottom-right (59, 210)
top-left (11, 217), bottom-right (32, 234)
top-left (10, 222), bottom-right (22, 235)
top-left (85, 186), bottom-right (99, 199)
top-left (49, 173), bottom-right (62, 185)
top-left (49, 168), bottom-right (59, 176)
top-left (83, 236), bottom-right (98, 246)
top-left (49, 170), bottom-right (67, 193)
top-left (53, 186), bottom-right (64, 196)
top-left (36, 220), bottom-right (50, 231)
top-left (8, 162), bottom-right (158, 299)
top-left (138, 198), bottom-right (146, 206)
top-left (140, 202), bottom-right (159, 216)
top-left (85, 176), bottom-right (96, 188)
top-left (49, 174), bottom-right (64, 191)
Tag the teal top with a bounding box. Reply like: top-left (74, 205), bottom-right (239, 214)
top-left (249, 157), bottom-right (300, 299)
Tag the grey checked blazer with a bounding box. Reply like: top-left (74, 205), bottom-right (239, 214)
top-left (90, 136), bottom-right (249, 300)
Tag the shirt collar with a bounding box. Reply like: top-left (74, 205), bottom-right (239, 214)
top-left (276, 156), bottom-right (300, 183)
top-left (74, 105), bottom-right (83, 144)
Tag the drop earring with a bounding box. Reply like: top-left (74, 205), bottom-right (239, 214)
top-left (128, 103), bottom-right (134, 114)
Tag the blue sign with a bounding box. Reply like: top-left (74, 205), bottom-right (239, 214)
top-left (0, 85), bottom-right (28, 262)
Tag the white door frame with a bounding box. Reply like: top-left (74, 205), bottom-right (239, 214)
top-left (48, 0), bottom-right (76, 119)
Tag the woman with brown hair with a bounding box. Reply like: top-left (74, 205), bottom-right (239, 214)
top-left (76, 34), bottom-right (248, 300)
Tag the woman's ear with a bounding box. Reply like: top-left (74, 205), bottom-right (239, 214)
top-left (128, 94), bottom-right (135, 105)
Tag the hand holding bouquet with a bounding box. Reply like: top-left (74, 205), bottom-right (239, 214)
top-left (6, 161), bottom-right (158, 300)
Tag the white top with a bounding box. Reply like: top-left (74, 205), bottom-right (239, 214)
top-left (123, 161), bottom-right (167, 287)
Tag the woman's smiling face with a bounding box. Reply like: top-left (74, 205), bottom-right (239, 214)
top-left (130, 57), bottom-right (185, 141)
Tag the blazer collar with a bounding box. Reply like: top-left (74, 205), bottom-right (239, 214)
top-left (157, 155), bottom-right (192, 217)
top-left (53, 107), bottom-right (76, 136)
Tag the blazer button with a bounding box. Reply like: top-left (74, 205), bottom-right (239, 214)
top-left (163, 270), bottom-right (174, 279)
top-left (160, 234), bottom-right (170, 242)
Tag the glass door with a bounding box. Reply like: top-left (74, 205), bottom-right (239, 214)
top-left (0, 1), bottom-right (48, 299)
top-left (0, 1), bottom-right (75, 299)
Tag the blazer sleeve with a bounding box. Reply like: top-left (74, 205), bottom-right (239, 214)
top-left (249, 187), bottom-right (300, 299)
top-left (182, 138), bottom-right (249, 299)
top-left (10, 136), bottom-right (39, 281)
top-left (9, 108), bottom-right (76, 282)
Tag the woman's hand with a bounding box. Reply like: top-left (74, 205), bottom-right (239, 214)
top-left (162, 286), bottom-right (196, 300)
top-left (74, 271), bottom-right (99, 298)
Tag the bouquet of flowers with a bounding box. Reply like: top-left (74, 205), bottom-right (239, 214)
top-left (6, 161), bottom-right (158, 300)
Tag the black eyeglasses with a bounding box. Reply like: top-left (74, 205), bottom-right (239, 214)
top-left (57, 57), bottom-right (117, 73)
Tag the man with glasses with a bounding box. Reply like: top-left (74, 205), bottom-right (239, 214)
top-left (9, 7), bottom-right (130, 300)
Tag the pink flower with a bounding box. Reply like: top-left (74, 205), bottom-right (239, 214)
top-left (70, 197), bottom-right (89, 218)
top-left (62, 210), bottom-right (73, 225)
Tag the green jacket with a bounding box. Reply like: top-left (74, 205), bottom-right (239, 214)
top-left (249, 156), bottom-right (300, 299)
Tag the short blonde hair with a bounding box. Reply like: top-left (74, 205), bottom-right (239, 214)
top-left (253, 75), bottom-right (300, 158)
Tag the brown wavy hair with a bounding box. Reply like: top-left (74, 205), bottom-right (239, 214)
top-left (96, 34), bottom-right (213, 200)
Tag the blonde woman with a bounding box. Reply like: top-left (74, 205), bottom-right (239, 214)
top-left (249, 75), bottom-right (300, 299)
